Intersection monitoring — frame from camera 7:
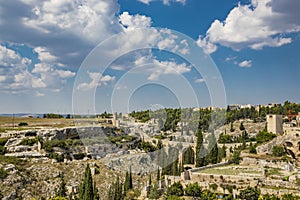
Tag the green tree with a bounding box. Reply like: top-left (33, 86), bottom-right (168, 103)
top-left (239, 122), bottom-right (245, 131)
top-left (93, 181), bottom-right (100, 200)
top-left (0, 167), bottom-right (8, 179)
top-left (157, 167), bottom-right (160, 181)
top-left (124, 168), bottom-right (133, 195)
top-left (166, 182), bottom-right (184, 197)
top-left (249, 143), bottom-right (257, 154)
top-left (272, 145), bottom-right (286, 157)
top-left (183, 146), bottom-right (195, 164)
top-left (184, 182), bottom-right (202, 199)
top-left (201, 190), bottom-right (217, 200)
top-left (206, 132), bottom-right (218, 164)
top-left (239, 186), bottom-right (260, 200)
top-left (124, 171), bottom-right (130, 194)
top-left (218, 145), bottom-right (227, 162)
top-left (195, 128), bottom-right (205, 167)
top-left (255, 131), bottom-right (276, 144)
top-left (230, 122), bottom-right (235, 132)
top-left (149, 174), bottom-right (152, 185)
top-left (79, 164), bottom-right (96, 200)
top-left (218, 133), bottom-right (233, 143)
top-left (230, 150), bottom-right (242, 164)
top-left (56, 172), bottom-right (67, 197)
top-left (148, 184), bottom-right (161, 199)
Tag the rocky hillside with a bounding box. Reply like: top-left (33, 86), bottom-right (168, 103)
top-left (0, 157), bottom-right (146, 200)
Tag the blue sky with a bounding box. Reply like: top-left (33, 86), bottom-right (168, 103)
top-left (0, 0), bottom-right (300, 114)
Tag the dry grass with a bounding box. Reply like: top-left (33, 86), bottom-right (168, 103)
top-left (199, 164), bottom-right (262, 176)
top-left (0, 117), bottom-right (107, 132)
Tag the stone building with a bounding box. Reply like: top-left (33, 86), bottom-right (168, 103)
top-left (267, 114), bottom-right (283, 134)
top-left (296, 113), bottom-right (300, 127)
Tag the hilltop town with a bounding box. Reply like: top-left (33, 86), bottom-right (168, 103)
top-left (1, 101), bottom-right (300, 200)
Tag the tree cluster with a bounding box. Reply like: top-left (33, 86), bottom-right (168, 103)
top-left (108, 169), bottom-right (135, 200)
top-left (79, 164), bottom-right (100, 200)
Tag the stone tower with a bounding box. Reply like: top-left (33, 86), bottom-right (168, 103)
top-left (267, 114), bottom-right (283, 134)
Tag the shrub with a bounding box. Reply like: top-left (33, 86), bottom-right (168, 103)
top-left (0, 168), bottom-right (8, 179)
top-left (209, 183), bottom-right (218, 191)
top-left (0, 146), bottom-right (6, 155)
top-left (0, 155), bottom-right (26, 166)
top-left (20, 138), bottom-right (38, 146)
top-left (73, 153), bottom-right (85, 160)
top-left (49, 153), bottom-right (64, 162)
top-left (138, 141), bottom-right (156, 153)
top-left (166, 182), bottom-right (184, 197)
top-left (272, 145), bottom-right (286, 157)
top-left (249, 143), bottom-right (257, 154)
top-left (230, 150), bottom-right (242, 164)
top-left (282, 176), bottom-right (289, 181)
top-left (43, 140), bottom-right (67, 152)
top-left (185, 182), bottom-right (202, 197)
top-left (255, 131), bottom-right (276, 144)
top-left (0, 138), bottom-right (8, 146)
top-left (18, 122), bottom-right (28, 126)
top-left (239, 186), bottom-right (260, 200)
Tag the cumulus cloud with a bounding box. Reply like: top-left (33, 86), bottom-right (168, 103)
top-left (77, 72), bottom-right (115, 91)
top-left (22, 0), bottom-right (122, 44)
top-left (109, 49), bottom-right (191, 81)
top-left (119, 12), bottom-right (152, 31)
top-left (137, 0), bottom-right (186, 5)
top-left (147, 60), bottom-right (191, 80)
top-left (0, 0), bottom-right (191, 95)
top-left (238, 60), bottom-right (252, 68)
top-left (0, 44), bottom-right (75, 92)
top-left (0, 0), bottom-right (122, 68)
top-left (0, 45), bottom-right (31, 68)
top-left (197, 0), bottom-right (300, 53)
top-left (34, 47), bottom-right (57, 63)
top-left (32, 62), bottom-right (75, 90)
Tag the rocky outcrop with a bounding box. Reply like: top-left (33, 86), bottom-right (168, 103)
top-left (256, 132), bottom-right (300, 157)
top-left (104, 152), bottom-right (158, 175)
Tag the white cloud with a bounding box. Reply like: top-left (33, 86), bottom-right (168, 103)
top-left (119, 12), bottom-right (152, 31)
top-left (137, 0), bottom-right (151, 4)
top-left (0, 45), bottom-right (31, 68)
top-left (11, 71), bottom-right (46, 90)
top-left (0, 1), bottom-right (191, 95)
top-left (0, 75), bottom-right (6, 82)
top-left (195, 78), bottom-right (205, 83)
top-left (34, 47), bottom-right (57, 63)
top-left (196, 36), bottom-right (217, 54)
top-left (197, 0), bottom-right (300, 53)
top-left (0, 0), bottom-right (123, 69)
top-left (147, 59), bottom-right (191, 80)
top-left (22, 0), bottom-right (122, 44)
top-left (35, 91), bottom-right (45, 97)
top-left (77, 72), bottom-right (115, 91)
top-left (32, 63), bottom-right (75, 89)
top-left (0, 44), bottom-right (75, 92)
top-left (238, 60), bottom-right (252, 68)
top-left (225, 56), bottom-right (237, 62)
top-left (137, 0), bottom-right (186, 5)
top-left (56, 70), bottom-right (76, 78)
